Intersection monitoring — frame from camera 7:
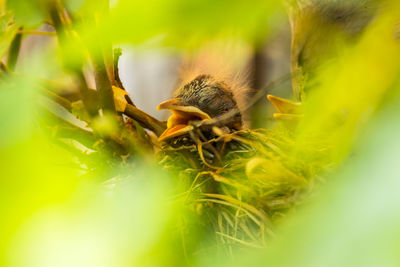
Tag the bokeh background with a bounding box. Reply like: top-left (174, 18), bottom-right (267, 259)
top-left (1, 0), bottom-right (400, 266)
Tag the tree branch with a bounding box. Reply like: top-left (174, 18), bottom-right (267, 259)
top-left (48, 1), bottom-right (98, 116)
top-left (113, 48), bottom-right (134, 105)
top-left (16, 30), bottom-right (56, 36)
top-left (113, 48), bottom-right (125, 90)
top-left (37, 76), bottom-right (166, 135)
top-left (40, 104), bottom-right (97, 150)
top-left (125, 104), bottom-right (166, 136)
top-left (40, 87), bottom-right (72, 111)
top-left (91, 54), bottom-right (116, 113)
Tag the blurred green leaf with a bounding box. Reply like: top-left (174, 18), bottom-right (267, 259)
top-left (7, 0), bottom-right (46, 26)
top-left (225, 86), bottom-right (400, 267)
top-left (294, 2), bottom-right (400, 163)
top-left (102, 0), bottom-right (284, 47)
top-left (1, 1), bottom-right (400, 267)
top-left (64, 0), bottom-right (86, 12)
top-left (0, 77), bottom-right (36, 148)
top-left (0, 12), bottom-right (18, 59)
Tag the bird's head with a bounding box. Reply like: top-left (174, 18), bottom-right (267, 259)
top-left (157, 75), bottom-right (242, 142)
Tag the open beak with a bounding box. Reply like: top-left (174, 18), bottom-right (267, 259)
top-left (156, 98), bottom-right (211, 141)
top-left (267, 95), bottom-right (303, 125)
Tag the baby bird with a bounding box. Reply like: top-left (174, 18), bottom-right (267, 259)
top-left (157, 74), bottom-right (243, 141)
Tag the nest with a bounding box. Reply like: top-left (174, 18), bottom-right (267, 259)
top-left (157, 125), bottom-right (330, 250)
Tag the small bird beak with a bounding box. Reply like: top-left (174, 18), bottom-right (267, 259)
top-left (156, 98), bottom-right (211, 141)
top-left (267, 94), bottom-right (303, 124)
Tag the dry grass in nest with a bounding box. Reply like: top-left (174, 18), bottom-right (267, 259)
top-left (157, 126), bottom-right (332, 250)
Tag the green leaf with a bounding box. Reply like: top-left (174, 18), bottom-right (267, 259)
top-left (101, 0), bottom-right (284, 48)
top-left (7, 0), bottom-right (46, 26)
top-left (0, 12), bottom-right (18, 59)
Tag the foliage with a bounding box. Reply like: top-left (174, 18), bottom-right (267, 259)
top-left (1, 0), bottom-right (400, 266)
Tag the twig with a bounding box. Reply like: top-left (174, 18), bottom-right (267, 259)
top-left (48, 2), bottom-right (68, 42)
top-left (97, 0), bottom-right (115, 87)
top-left (196, 128), bottom-right (222, 162)
top-left (215, 232), bottom-right (263, 248)
top-left (40, 105), bottom-right (97, 150)
top-left (113, 48), bottom-right (125, 89)
top-left (91, 55), bottom-right (116, 113)
top-left (125, 104), bottom-right (166, 136)
top-left (85, 0), bottom-right (116, 113)
top-left (16, 30), bottom-right (56, 36)
top-left (76, 71), bottom-right (99, 116)
top-left (37, 76), bottom-right (165, 135)
top-left (40, 87), bottom-right (72, 111)
top-left (12, 64), bottom-right (164, 135)
top-left (48, 1), bottom-right (98, 116)
top-left (113, 48), bottom-right (134, 106)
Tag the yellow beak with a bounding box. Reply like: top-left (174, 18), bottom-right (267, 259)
top-left (267, 94), bottom-right (303, 122)
top-left (156, 99), bottom-right (211, 142)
